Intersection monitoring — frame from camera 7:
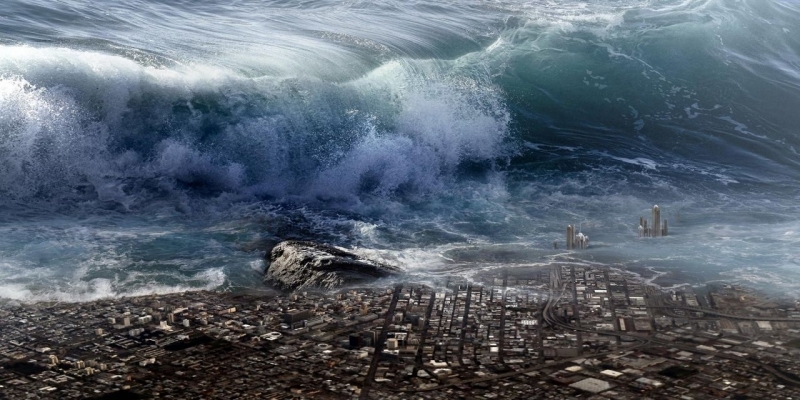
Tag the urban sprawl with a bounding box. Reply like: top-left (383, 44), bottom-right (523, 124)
top-left (2, 266), bottom-right (800, 399)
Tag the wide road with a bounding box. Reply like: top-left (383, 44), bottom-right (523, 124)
top-left (457, 284), bottom-right (472, 367)
top-left (360, 285), bottom-right (402, 400)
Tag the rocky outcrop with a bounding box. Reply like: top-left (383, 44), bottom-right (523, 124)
top-left (264, 241), bottom-right (403, 290)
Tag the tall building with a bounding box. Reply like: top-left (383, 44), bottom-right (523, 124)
top-left (652, 205), bottom-right (661, 238)
top-left (566, 225), bottom-right (574, 249)
top-left (349, 334), bottom-right (363, 349)
top-left (282, 309), bottom-right (312, 324)
top-left (361, 330), bottom-right (378, 346)
top-left (639, 205), bottom-right (668, 237)
top-left (566, 225), bottom-right (588, 249)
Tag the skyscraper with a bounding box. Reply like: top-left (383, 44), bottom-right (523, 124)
top-left (652, 205), bottom-right (661, 238)
top-left (639, 205), bottom-right (668, 237)
top-left (566, 225), bottom-right (574, 249)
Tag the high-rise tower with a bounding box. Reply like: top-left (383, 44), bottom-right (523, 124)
top-left (652, 205), bottom-right (661, 238)
top-left (566, 225), bottom-right (574, 249)
top-left (639, 205), bottom-right (668, 237)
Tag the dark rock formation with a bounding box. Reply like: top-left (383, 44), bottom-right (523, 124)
top-left (264, 241), bottom-right (403, 290)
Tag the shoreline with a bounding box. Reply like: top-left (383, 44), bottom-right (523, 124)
top-left (2, 263), bottom-right (796, 307)
top-left (2, 263), bottom-right (799, 399)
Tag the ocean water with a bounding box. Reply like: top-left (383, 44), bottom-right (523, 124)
top-left (1, 0), bottom-right (799, 302)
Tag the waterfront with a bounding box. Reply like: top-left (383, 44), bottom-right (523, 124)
top-left (2, 266), bottom-right (800, 399)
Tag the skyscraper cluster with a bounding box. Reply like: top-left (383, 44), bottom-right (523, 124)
top-left (639, 205), bottom-right (668, 237)
top-left (566, 225), bottom-right (588, 249)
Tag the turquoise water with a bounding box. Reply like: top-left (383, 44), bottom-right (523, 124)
top-left (1, 0), bottom-right (799, 301)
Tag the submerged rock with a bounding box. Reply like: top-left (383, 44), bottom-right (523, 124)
top-left (264, 241), bottom-right (403, 290)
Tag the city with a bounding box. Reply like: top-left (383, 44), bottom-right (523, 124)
top-left (2, 265), bottom-right (800, 399)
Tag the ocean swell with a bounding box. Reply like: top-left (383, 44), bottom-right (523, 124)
top-left (2, 0), bottom-right (800, 301)
top-left (0, 46), bottom-right (510, 208)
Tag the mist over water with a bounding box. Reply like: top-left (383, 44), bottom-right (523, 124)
top-left (1, 0), bottom-right (799, 301)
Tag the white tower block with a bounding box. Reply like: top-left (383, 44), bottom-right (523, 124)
top-left (652, 205), bottom-right (661, 238)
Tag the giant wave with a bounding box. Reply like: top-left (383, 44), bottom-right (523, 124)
top-left (0, 46), bottom-right (510, 207)
top-left (1, 0), bottom-right (800, 301)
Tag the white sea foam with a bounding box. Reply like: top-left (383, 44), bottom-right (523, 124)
top-left (0, 46), bottom-right (510, 206)
top-left (0, 267), bottom-right (226, 303)
top-left (2, 0), bottom-right (800, 302)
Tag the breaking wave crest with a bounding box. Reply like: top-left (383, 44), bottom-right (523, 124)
top-left (3, 0), bottom-right (800, 301)
top-left (0, 46), bottom-right (510, 209)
